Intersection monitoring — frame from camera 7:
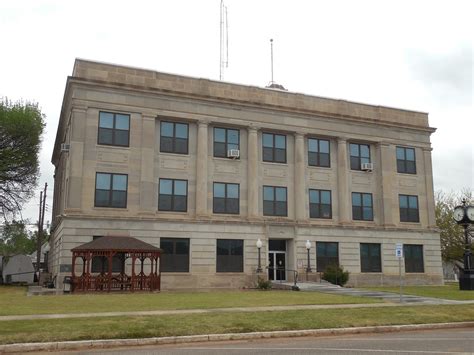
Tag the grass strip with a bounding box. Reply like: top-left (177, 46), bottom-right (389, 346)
top-left (1, 304), bottom-right (473, 345)
top-left (0, 286), bottom-right (378, 316)
top-left (363, 284), bottom-right (474, 301)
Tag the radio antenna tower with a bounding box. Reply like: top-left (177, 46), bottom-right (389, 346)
top-left (219, 0), bottom-right (229, 80)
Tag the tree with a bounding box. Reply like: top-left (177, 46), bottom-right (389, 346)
top-left (435, 189), bottom-right (473, 262)
top-left (0, 220), bottom-right (36, 255)
top-left (0, 99), bottom-right (45, 221)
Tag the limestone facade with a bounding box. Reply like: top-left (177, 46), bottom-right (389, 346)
top-left (49, 59), bottom-right (442, 289)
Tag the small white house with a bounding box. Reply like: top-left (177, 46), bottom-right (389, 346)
top-left (2, 254), bottom-right (35, 284)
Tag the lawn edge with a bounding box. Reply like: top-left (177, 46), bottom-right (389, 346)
top-left (2, 321), bottom-right (473, 353)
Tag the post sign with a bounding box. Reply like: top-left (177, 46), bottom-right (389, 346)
top-left (395, 243), bottom-right (403, 258)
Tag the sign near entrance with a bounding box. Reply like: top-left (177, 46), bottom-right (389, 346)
top-left (395, 243), bottom-right (403, 258)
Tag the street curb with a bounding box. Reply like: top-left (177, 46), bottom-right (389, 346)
top-left (1, 322), bottom-right (473, 353)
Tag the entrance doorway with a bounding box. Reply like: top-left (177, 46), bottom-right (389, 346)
top-left (268, 239), bottom-right (286, 281)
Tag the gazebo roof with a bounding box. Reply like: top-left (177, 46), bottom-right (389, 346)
top-left (71, 236), bottom-right (162, 253)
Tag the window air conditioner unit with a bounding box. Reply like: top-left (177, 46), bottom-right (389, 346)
top-left (227, 149), bottom-right (240, 158)
top-left (60, 143), bottom-right (70, 152)
top-left (361, 162), bottom-right (373, 171)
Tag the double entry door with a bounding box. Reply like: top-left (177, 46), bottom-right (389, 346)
top-left (268, 239), bottom-right (287, 281)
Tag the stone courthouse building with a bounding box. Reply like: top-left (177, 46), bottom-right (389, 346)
top-left (49, 59), bottom-right (442, 289)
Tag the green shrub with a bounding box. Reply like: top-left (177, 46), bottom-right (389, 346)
top-left (256, 277), bottom-right (272, 290)
top-left (322, 264), bottom-right (349, 286)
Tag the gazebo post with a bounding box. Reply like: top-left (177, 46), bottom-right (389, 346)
top-left (107, 251), bottom-right (113, 292)
top-left (131, 254), bottom-right (136, 292)
top-left (86, 252), bottom-right (91, 291)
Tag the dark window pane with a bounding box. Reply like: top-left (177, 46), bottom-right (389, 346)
top-left (114, 130), bottom-right (129, 146)
top-left (98, 128), bottom-right (113, 145)
top-left (263, 147), bottom-right (273, 161)
top-left (161, 238), bottom-right (189, 272)
top-left (308, 152), bottom-right (318, 166)
top-left (160, 137), bottom-right (173, 152)
top-left (363, 207), bottom-right (373, 220)
top-left (397, 160), bottom-right (405, 173)
top-left (263, 201), bottom-right (274, 215)
top-left (227, 198), bottom-right (239, 214)
top-left (406, 161), bottom-right (416, 174)
top-left (350, 156), bottom-right (360, 170)
top-left (214, 142), bottom-right (226, 157)
top-left (321, 204), bottom-right (331, 218)
top-left (95, 190), bottom-right (110, 207)
top-left (352, 206), bottom-right (362, 220)
top-left (159, 195), bottom-right (172, 211)
top-left (275, 201), bottom-right (287, 216)
top-left (173, 195), bottom-right (187, 211)
top-left (319, 153), bottom-right (330, 167)
top-left (175, 138), bottom-right (188, 154)
top-left (217, 239), bottom-right (243, 272)
top-left (309, 204), bottom-right (319, 218)
top-left (111, 191), bottom-right (126, 208)
top-left (213, 197), bottom-right (226, 213)
top-left (274, 148), bottom-right (286, 163)
top-left (161, 240), bottom-right (174, 254)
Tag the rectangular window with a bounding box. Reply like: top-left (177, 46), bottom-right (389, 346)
top-left (396, 147), bottom-right (416, 174)
top-left (352, 192), bottom-right (373, 221)
top-left (160, 238), bottom-right (190, 272)
top-left (316, 242), bottom-right (339, 272)
top-left (216, 239), bottom-right (243, 272)
top-left (350, 143), bottom-right (371, 170)
top-left (98, 111), bottom-right (130, 147)
top-left (213, 182), bottom-right (240, 214)
top-left (214, 127), bottom-right (240, 158)
top-left (262, 132), bottom-right (287, 163)
top-left (404, 244), bottom-right (424, 273)
top-left (94, 173), bottom-right (128, 208)
top-left (160, 121), bottom-right (189, 154)
top-left (263, 186), bottom-right (287, 216)
top-left (399, 195), bottom-right (419, 222)
top-left (309, 189), bottom-right (332, 219)
top-left (308, 138), bottom-right (330, 167)
top-left (91, 236), bottom-right (125, 273)
top-left (360, 243), bottom-right (382, 272)
top-left (158, 179), bottom-right (188, 212)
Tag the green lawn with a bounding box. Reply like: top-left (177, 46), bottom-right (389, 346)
top-left (1, 304), bottom-right (473, 345)
top-left (0, 286), bottom-right (379, 316)
top-left (363, 284), bottom-right (474, 301)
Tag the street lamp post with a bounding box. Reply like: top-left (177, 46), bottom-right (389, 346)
top-left (453, 199), bottom-right (474, 291)
top-left (305, 240), bottom-right (312, 273)
top-left (256, 239), bottom-right (263, 273)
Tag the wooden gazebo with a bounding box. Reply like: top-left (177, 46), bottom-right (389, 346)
top-left (71, 236), bottom-right (162, 293)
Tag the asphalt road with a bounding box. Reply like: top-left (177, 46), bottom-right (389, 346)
top-left (37, 327), bottom-right (474, 355)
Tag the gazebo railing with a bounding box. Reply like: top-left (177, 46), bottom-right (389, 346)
top-left (72, 273), bottom-right (160, 292)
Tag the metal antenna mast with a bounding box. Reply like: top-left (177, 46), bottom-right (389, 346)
top-left (219, 0), bottom-right (229, 80)
top-left (270, 38), bottom-right (274, 84)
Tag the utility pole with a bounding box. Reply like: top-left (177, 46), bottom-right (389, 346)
top-left (36, 183), bottom-right (47, 285)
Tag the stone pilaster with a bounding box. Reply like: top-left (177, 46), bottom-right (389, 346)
top-left (247, 126), bottom-right (259, 219)
top-left (294, 133), bottom-right (306, 222)
top-left (67, 106), bottom-right (86, 211)
top-left (423, 147), bottom-right (436, 228)
top-left (196, 121), bottom-right (209, 217)
top-left (139, 115), bottom-right (156, 214)
top-left (378, 142), bottom-right (395, 226)
top-left (337, 138), bottom-right (350, 224)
